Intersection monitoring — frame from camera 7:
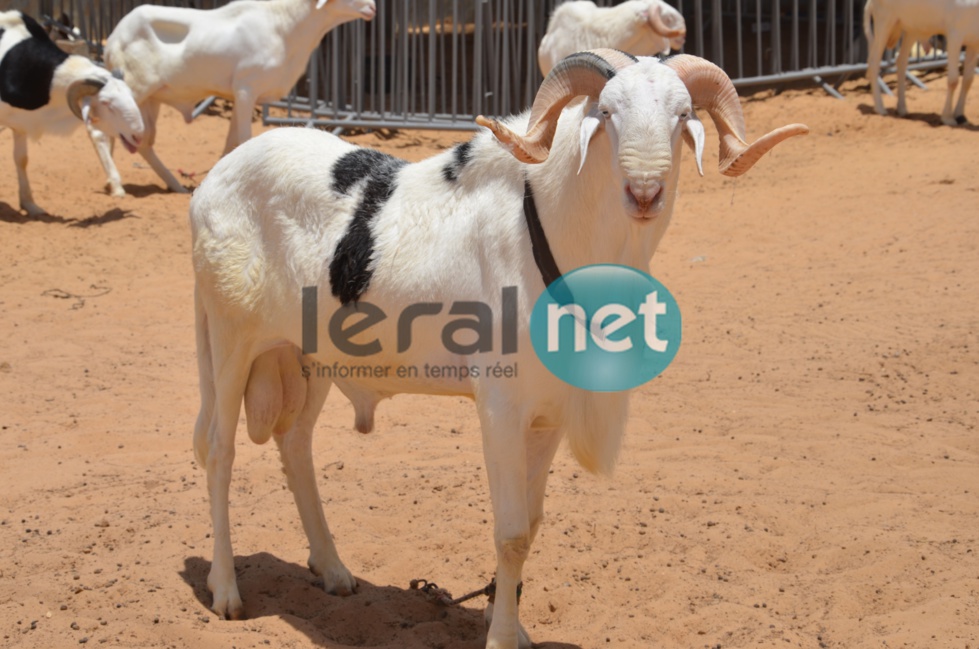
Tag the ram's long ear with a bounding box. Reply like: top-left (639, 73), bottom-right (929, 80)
top-left (315, 0), bottom-right (328, 8)
top-left (577, 104), bottom-right (603, 175)
top-left (682, 112), bottom-right (705, 176)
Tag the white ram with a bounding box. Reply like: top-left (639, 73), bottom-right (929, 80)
top-left (0, 10), bottom-right (143, 216)
top-left (538, 0), bottom-right (687, 75)
top-left (189, 50), bottom-right (807, 648)
top-left (89, 0), bottom-right (376, 196)
top-left (865, 0), bottom-right (979, 124)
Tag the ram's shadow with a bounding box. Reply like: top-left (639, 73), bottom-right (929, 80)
top-left (68, 208), bottom-right (137, 228)
top-left (180, 554), bottom-right (582, 649)
top-left (0, 201), bottom-right (74, 224)
top-left (122, 183), bottom-right (189, 198)
top-left (856, 103), bottom-right (979, 130)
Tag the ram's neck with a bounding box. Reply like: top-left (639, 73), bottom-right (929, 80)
top-left (527, 102), bottom-right (675, 275)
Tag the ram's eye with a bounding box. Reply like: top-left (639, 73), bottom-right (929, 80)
top-left (600, 109), bottom-right (610, 117)
top-left (680, 112), bottom-right (689, 119)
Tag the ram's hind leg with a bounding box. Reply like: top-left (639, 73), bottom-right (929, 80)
top-left (202, 323), bottom-right (255, 620)
top-left (138, 100), bottom-right (189, 193)
top-left (272, 353), bottom-right (357, 596)
top-left (954, 44), bottom-right (979, 123)
top-left (942, 36), bottom-right (965, 125)
top-left (13, 131), bottom-right (44, 217)
top-left (896, 36), bottom-right (913, 117)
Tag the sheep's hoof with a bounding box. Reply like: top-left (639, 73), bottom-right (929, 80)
top-left (484, 603), bottom-right (532, 649)
top-left (209, 588), bottom-right (244, 620)
top-left (108, 186), bottom-right (127, 198)
top-left (955, 115), bottom-right (969, 125)
top-left (309, 557), bottom-right (357, 596)
top-left (941, 115), bottom-right (959, 127)
top-left (21, 203), bottom-right (46, 218)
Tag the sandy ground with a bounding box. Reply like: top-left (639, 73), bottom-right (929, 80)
top-left (1, 70), bottom-right (977, 649)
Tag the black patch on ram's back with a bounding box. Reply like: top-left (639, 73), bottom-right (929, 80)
top-left (329, 149), bottom-right (407, 305)
top-left (441, 140), bottom-right (473, 183)
top-left (0, 13), bottom-right (69, 110)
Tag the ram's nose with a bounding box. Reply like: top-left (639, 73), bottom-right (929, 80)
top-left (625, 180), bottom-right (663, 213)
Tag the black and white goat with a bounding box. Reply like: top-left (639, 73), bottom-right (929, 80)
top-left (189, 50), bottom-right (807, 647)
top-left (0, 11), bottom-right (143, 216)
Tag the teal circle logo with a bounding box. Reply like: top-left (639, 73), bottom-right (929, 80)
top-left (529, 264), bottom-right (681, 392)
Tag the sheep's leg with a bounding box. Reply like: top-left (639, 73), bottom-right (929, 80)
top-left (193, 287), bottom-right (216, 467)
top-left (13, 131), bottom-right (44, 217)
top-left (138, 100), bottom-right (188, 193)
top-left (896, 36), bottom-right (913, 117)
top-left (86, 123), bottom-right (125, 197)
top-left (953, 44), bottom-right (979, 123)
top-left (484, 426), bottom-right (563, 649)
top-left (867, 20), bottom-right (895, 115)
top-left (479, 403), bottom-right (533, 649)
top-left (223, 89), bottom-right (256, 156)
top-left (942, 37), bottom-right (964, 126)
top-left (203, 331), bottom-right (253, 620)
top-left (273, 356), bottom-right (357, 596)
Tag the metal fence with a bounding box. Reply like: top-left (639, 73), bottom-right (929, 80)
top-left (4, 0), bottom-right (953, 130)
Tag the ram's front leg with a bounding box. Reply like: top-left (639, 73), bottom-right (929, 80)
top-left (479, 402), bottom-right (533, 649)
top-left (86, 122), bottom-right (126, 197)
top-left (224, 87), bottom-right (257, 156)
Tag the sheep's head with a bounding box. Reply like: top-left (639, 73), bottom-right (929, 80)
top-left (646, 3), bottom-right (687, 52)
top-left (476, 50), bottom-right (808, 222)
top-left (68, 73), bottom-right (144, 154)
top-left (315, 0), bottom-right (377, 20)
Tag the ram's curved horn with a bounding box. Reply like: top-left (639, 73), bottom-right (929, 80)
top-left (476, 48), bottom-right (638, 163)
top-left (67, 78), bottom-right (105, 121)
top-left (648, 4), bottom-right (686, 39)
top-left (664, 54), bottom-right (808, 176)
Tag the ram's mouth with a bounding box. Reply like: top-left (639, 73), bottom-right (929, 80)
top-left (360, 5), bottom-right (376, 19)
top-left (624, 184), bottom-right (666, 222)
top-left (120, 134), bottom-right (140, 154)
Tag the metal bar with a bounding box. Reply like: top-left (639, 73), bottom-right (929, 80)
top-left (905, 70), bottom-right (928, 90)
top-left (428, 0), bottom-right (436, 118)
top-left (813, 75), bottom-right (845, 99)
top-left (264, 115), bottom-right (481, 131)
top-left (731, 57), bottom-right (953, 89)
top-left (191, 96), bottom-right (217, 120)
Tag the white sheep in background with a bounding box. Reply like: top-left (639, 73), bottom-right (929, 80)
top-left (189, 49), bottom-right (807, 647)
top-left (864, 0), bottom-right (979, 124)
top-left (88, 0), bottom-right (376, 196)
top-left (538, 0), bottom-right (687, 76)
top-left (0, 10), bottom-right (143, 216)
